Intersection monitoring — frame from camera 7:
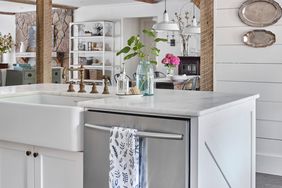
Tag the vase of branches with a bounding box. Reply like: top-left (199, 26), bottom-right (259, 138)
top-left (174, 12), bottom-right (191, 56)
top-left (0, 33), bottom-right (13, 64)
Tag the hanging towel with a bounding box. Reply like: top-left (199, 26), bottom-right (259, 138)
top-left (109, 127), bottom-right (145, 188)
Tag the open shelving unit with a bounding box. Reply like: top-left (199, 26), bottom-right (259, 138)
top-left (69, 21), bottom-right (115, 84)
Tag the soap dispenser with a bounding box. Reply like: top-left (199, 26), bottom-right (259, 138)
top-left (116, 63), bottom-right (129, 95)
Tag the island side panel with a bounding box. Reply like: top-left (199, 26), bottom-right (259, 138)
top-left (197, 99), bottom-right (256, 188)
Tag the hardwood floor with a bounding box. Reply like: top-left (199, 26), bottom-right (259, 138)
top-left (257, 173), bottom-right (282, 188)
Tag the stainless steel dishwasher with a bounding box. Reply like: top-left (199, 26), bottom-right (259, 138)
top-left (84, 110), bottom-right (191, 188)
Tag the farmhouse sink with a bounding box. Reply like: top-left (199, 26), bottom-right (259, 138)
top-left (0, 92), bottom-right (105, 151)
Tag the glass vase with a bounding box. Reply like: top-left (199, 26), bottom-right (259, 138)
top-left (166, 66), bottom-right (174, 77)
top-left (136, 61), bottom-right (154, 96)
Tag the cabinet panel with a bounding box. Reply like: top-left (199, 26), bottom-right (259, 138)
top-left (34, 147), bottom-right (83, 188)
top-left (0, 141), bottom-right (34, 188)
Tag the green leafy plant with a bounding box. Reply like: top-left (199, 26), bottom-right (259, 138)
top-left (116, 29), bottom-right (167, 65)
top-left (0, 33), bottom-right (13, 54)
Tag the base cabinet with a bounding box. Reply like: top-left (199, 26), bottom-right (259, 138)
top-left (0, 142), bottom-right (33, 188)
top-left (0, 141), bottom-right (83, 188)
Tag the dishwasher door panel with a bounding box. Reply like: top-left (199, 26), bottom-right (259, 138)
top-left (84, 111), bottom-right (190, 188)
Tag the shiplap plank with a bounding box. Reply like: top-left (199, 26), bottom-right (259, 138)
top-left (215, 81), bottom-right (282, 102)
top-left (257, 138), bottom-right (282, 156)
top-left (215, 27), bottom-right (282, 45)
top-left (215, 46), bottom-right (282, 63)
top-left (216, 64), bottom-right (282, 82)
top-left (216, 0), bottom-right (243, 9)
top-left (257, 154), bottom-right (282, 176)
top-left (257, 101), bottom-right (282, 122)
top-left (216, 0), bottom-right (282, 9)
top-left (257, 120), bottom-right (282, 140)
top-left (216, 9), bottom-right (282, 28)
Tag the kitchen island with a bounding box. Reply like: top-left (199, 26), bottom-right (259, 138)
top-left (0, 84), bottom-right (258, 188)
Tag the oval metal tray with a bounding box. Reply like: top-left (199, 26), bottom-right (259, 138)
top-left (239, 0), bottom-right (282, 27)
top-left (243, 29), bottom-right (276, 48)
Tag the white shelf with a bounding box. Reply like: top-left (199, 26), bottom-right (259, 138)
top-left (70, 36), bottom-right (113, 40)
top-left (16, 52), bottom-right (57, 58)
top-left (70, 51), bottom-right (113, 54)
top-left (70, 79), bottom-right (103, 83)
top-left (69, 21), bottom-right (115, 84)
top-left (70, 65), bottom-right (113, 70)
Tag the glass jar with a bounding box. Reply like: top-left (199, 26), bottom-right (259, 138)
top-left (136, 61), bottom-right (154, 96)
top-left (116, 64), bottom-right (129, 95)
top-left (166, 65), bottom-right (174, 77)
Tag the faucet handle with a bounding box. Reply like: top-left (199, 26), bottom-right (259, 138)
top-left (67, 81), bottom-right (75, 92)
top-left (90, 82), bottom-right (99, 94)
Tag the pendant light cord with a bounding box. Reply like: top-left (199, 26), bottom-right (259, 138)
top-left (164, 0), bottom-right (167, 13)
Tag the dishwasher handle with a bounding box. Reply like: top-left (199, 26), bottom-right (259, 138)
top-left (85, 124), bottom-right (183, 140)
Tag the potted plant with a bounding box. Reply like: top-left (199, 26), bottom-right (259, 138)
top-left (116, 29), bottom-right (167, 96)
top-left (0, 33), bottom-right (13, 64)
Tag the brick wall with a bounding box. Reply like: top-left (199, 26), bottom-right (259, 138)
top-left (200, 0), bottom-right (214, 91)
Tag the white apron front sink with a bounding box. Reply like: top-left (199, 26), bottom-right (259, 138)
top-left (0, 92), bottom-right (104, 151)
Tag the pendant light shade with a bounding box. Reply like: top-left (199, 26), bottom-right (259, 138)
top-left (152, 0), bottom-right (179, 32)
top-left (184, 3), bottom-right (200, 34)
top-left (184, 16), bottom-right (201, 34)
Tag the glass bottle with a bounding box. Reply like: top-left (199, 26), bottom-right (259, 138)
top-left (136, 61), bottom-right (154, 96)
top-left (116, 64), bottom-right (129, 95)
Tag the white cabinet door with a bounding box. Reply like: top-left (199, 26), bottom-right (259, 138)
top-left (0, 141), bottom-right (34, 188)
top-left (34, 147), bottom-right (83, 188)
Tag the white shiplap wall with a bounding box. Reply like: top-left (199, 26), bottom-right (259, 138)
top-left (214, 0), bottom-right (282, 175)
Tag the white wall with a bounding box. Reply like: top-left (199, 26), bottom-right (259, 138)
top-left (0, 15), bottom-right (16, 64)
top-left (122, 17), bottom-right (140, 78)
top-left (214, 0), bottom-right (282, 175)
top-left (74, 1), bottom-right (200, 74)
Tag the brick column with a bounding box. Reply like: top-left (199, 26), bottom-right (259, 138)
top-left (200, 0), bottom-right (214, 91)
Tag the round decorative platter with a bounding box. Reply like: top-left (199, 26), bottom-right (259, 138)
top-left (243, 29), bottom-right (276, 48)
top-left (239, 0), bottom-right (282, 27)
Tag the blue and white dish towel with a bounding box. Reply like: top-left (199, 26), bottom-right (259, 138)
top-left (109, 127), bottom-right (146, 188)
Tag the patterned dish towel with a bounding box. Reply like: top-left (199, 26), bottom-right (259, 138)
top-left (109, 127), bottom-right (146, 188)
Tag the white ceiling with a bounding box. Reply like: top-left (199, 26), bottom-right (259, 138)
top-left (0, 0), bottom-right (179, 13)
top-left (0, 0), bottom-right (149, 12)
top-left (54, 0), bottom-right (139, 7)
top-left (0, 1), bottom-right (35, 12)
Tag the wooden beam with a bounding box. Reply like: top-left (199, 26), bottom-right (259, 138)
top-left (36, 0), bottom-right (52, 83)
top-left (0, 11), bottom-right (16, 15)
top-left (1, 0), bottom-right (78, 9)
top-left (192, 0), bottom-right (200, 8)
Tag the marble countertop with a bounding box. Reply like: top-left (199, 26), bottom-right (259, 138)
top-left (0, 84), bottom-right (259, 117)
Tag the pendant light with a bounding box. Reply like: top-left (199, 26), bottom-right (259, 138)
top-left (152, 0), bottom-right (179, 32)
top-left (184, 3), bottom-right (200, 34)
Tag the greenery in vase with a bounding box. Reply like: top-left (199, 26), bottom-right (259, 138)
top-left (0, 33), bottom-right (13, 54)
top-left (116, 29), bottom-right (167, 65)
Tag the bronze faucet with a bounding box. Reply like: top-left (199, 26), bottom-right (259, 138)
top-left (67, 65), bottom-right (86, 93)
top-left (90, 82), bottom-right (99, 94)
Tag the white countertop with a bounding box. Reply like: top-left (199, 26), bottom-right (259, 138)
top-left (0, 84), bottom-right (259, 117)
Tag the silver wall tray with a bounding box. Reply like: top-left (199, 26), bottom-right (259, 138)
top-left (239, 0), bottom-right (282, 27)
top-left (243, 30), bottom-right (276, 48)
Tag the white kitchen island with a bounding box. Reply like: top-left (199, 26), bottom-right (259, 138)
top-left (0, 84), bottom-right (258, 188)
